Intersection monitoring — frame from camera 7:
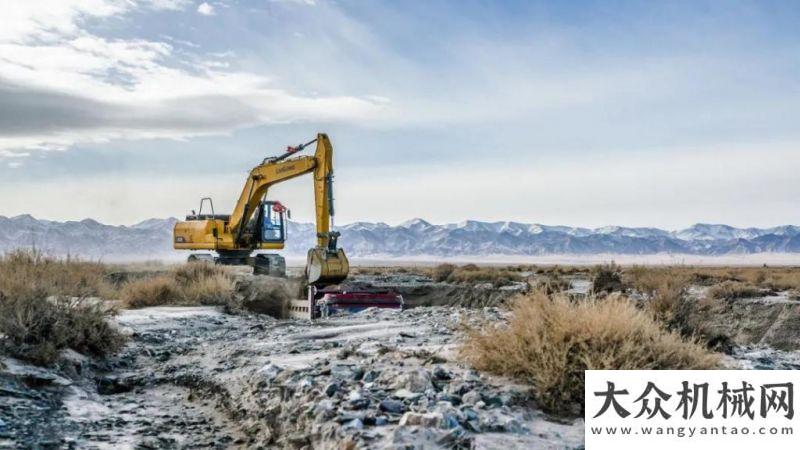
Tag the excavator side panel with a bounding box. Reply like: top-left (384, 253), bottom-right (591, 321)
top-left (173, 219), bottom-right (223, 250)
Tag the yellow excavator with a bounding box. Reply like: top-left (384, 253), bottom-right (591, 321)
top-left (174, 133), bottom-right (347, 285)
top-left (174, 133), bottom-right (402, 317)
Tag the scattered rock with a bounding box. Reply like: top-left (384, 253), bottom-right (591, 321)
top-left (379, 399), bottom-right (407, 414)
top-left (96, 376), bottom-right (135, 395)
top-left (324, 382), bottom-right (340, 397)
top-left (461, 390), bottom-right (482, 405)
top-left (392, 368), bottom-right (433, 393)
top-left (399, 412), bottom-right (444, 428)
top-left (343, 419), bottom-right (364, 431)
top-left (433, 366), bottom-right (452, 381)
top-left (393, 388), bottom-right (423, 401)
top-left (363, 370), bottom-right (380, 382)
top-left (258, 363), bottom-right (282, 381)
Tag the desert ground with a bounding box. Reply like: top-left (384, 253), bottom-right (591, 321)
top-left (2, 252), bottom-right (800, 449)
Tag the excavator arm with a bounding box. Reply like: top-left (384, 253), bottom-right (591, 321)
top-left (228, 134), bottom-right (337, 251)
top-left (312, 134), bottom-right (336, 250)
top-left (228, 155), bottom-right (316, 246)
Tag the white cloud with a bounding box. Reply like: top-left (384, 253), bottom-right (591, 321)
top-left (337, 142), bottom-right (800, 229)
top-left (197, 2), bottom-right (215, 16)
top-left (2, 141), bottom-right (798, 229)
top-left (0, 0), bottom-right (386, 158)
top-left (270, 0), bottom-right (317, 5)
top-left (1, 0), bottom-right (124, 43)
top-left (147, 0), bottom-right (193, 10)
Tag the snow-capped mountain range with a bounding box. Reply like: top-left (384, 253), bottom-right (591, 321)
top-left (2, 214), bottom-right (800, 259)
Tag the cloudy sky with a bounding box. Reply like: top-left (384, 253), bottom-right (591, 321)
top-left (0, 0), bottom-right (798, 229)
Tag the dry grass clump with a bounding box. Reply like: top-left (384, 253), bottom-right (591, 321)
top-left (0, 296), bottom-right (125, 365)
top-left (649, 266), bottom-right (800, 292)
top-left (119, 262), bottom-right (234, 308)
top-left (119, 276), bottom-right (179, 308)
top-left (0, 249), bottom-right (116, 299)
top-left (591, 263), bottom-right (623, 295)
top-left (625, 266), bottom-right (692, 324)
top-left (0, 250), bottom-right (125, 365)
top-left (707, 281), bottom-right (763, 300)
top-left (757, 270), bottom-right (800, 292)
top-left (448, 268), bottom-right (523, 286)
top-left (427, 263), bottom-right (523, 286)
top-left (533, 275), bottom-right (572, 295)
top-left (459, 291), bottom-right (719, 415)
top-left (535, 265), bottom-right (590, 276)
top-left (431, 263), bottom-right (456, 282)
top-left (225, 276), bottom-right (295, 318)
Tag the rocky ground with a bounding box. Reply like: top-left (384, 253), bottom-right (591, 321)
top-left (4, 272), bottom-right (800, 449)
top-left (1, 304), bottom-right (584, 449)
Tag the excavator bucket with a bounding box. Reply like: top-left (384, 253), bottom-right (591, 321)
top-left (306, 247), bottom-right (350, 286)
top-left (290, 247), bottom-right (402, 319)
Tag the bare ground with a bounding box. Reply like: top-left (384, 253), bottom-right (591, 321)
top-left (1, 305), bottom-right (584, 449)
top-left (4, 269), bottom-right (800, 449)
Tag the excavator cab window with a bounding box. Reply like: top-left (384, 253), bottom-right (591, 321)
top-left (259, 201), bottom-right (286, 243)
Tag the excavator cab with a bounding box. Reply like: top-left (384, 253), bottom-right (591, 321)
top-left (256, 201), bottom-right (287, 244)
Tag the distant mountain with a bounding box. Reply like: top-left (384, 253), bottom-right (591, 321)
top-left (2, 214), bottom-right (800, 259)
top-left (0, 215), bottom-right (178, 260)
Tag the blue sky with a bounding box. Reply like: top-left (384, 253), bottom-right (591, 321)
top-left (0, 0), bottom-right (798, 228)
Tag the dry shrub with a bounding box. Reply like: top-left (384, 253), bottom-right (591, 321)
top-left (707, 281), bottom-right (763, 300)
top-left (625, 266), bottom-right (691, 324)
top-left (459, 291), bottom-right (719, 415)
top-left (425, 263), bottom-right (523, 286)
top-left (226, 276), bottom-right (295, 318)
top-left (0, 249), bottom-right (125, 365)
top-left (533, 275), bottom-right (571, 295)
top-left (181, 273), bottom-right (235, 304)
top-left (353, 267), bottom-right (382, 276)
top-left (760, 271), bottom-right (800, 292)
top-left (0, 296), bottom-right (125, 365)
top-left (432, 263), bottom-right (456, 282)
top-left (591, 263), bottom-right (623, 295)
top-left (119, 276), bottom-right (180, 308)
top-left (537, 265), bottom-right (588, 276)
top-left (447, 268), bottom-right (523, 286)
top-left (0, 249), bottom-right (115, 299)
top-left (120, 262), bottom-right (235, 308)
top-left (613, 266), bottom-right (800, 293)
top-left (669, 267), bottom-right (800, 292)
top-left (172, 262), bottom-right (222, 285)
top-left (624, 267), bottom-right (738, 352)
